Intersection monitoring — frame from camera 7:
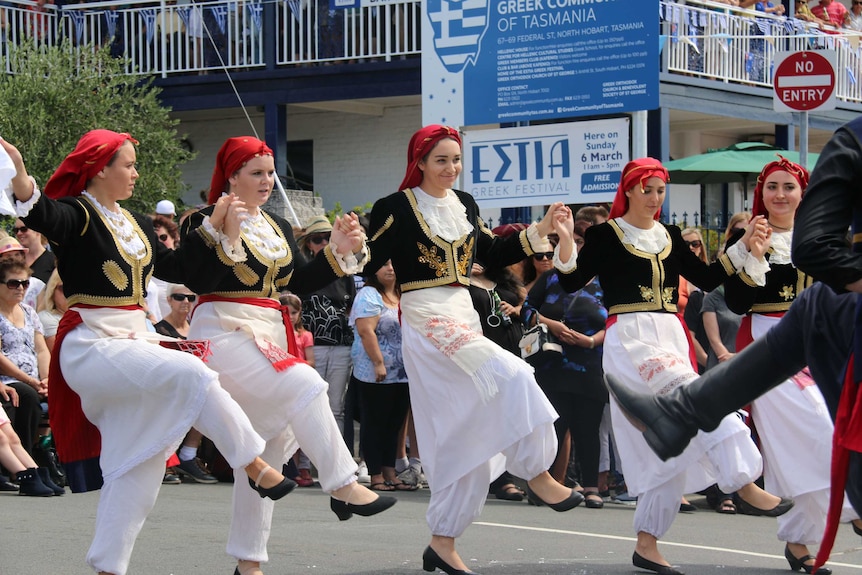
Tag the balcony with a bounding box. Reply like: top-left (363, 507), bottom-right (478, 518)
top-left (1, 0), bottom-right (859, 106)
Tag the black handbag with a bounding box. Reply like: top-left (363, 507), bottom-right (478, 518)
top-left (518, 323), bottom-right (562, 363)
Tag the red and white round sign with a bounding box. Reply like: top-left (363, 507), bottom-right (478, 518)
top-left (773, 51), bottom-right (836, 113)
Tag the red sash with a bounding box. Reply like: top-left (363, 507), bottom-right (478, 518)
top-left (196, 295), bottom-right (304, 372)
top-left (813, 355), bottom-right (862, 571)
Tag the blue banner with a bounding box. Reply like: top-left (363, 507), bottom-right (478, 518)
top-left (423, 0), bottom-right (660, 126)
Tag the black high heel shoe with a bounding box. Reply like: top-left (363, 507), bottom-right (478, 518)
top-left (853, 521), bottom-right (862, 537)
top-left (785, 544), bottom-right (832, 574)
top-left (330, 492), bottom-right (397, 521)
top-left (247, 465), bottom-right (297, 501)
top-left (525, 486), bottom-right (584, 511)
top-left (422, 546), bottom-right (480, 574)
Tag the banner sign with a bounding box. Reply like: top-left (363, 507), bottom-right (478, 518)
top-left (462, 118), bottom-right (630, 209)
top-left (422, 0), bottom-right (659, 126)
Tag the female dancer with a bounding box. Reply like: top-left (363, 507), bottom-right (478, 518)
top-left (181, 136), bottom-right (395, 575)
top-left (0, 131), bottom-right (295, 575)
top-left (367, 125), bottom-right (580, 575)
top-left (723, 157), bottom-right (859, 574)
top-left (553, 157), bottom-right (792, 574)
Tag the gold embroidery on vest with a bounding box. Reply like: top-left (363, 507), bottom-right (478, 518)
top-left (418, 243), bottom-right (446, 277)
top-left (639, 285), bottom-right (655, 303)
top-left (457, 237), bottom-right (475, 277)
top-left (662, 287), bottom-right (675, 306)
top-left (103, 260), bottom-right (129, 291)
top-left (233, 262), bottom-right (260, 286)
top-left (779, 285), bottom-right (794, 301)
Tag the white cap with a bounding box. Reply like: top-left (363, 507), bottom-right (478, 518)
top-left (155, 199), bottom-right (176, 216)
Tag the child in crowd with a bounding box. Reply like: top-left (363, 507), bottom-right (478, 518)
top-left (280, 292), bottom-right (315, 487)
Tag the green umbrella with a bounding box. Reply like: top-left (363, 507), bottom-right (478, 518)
top-left (665, 142), bottom-right (819, 209)
top-left (665, 142), bottom-right (819, 185)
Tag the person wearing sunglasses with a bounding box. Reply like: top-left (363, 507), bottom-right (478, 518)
top-left (1, 132), bottom-right (298, 575)
top-left (0, 259), bottom-right (51, 481)
top-left (554, 157), bottom-right (792, 575)
top-left (0, 235), bottom-right (45, 310)
top-left (147, 215), bottom-right (182, 322)
top-left (521, 239), bottom-right (555, 294)
top-left (13, 218), bottom-right (55, 283)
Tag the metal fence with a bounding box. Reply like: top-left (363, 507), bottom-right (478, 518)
top-left (2, 0), bottom-right (860, 102)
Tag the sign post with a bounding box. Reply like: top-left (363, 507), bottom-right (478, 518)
top-left (773, 50), bottom-right (837, 169)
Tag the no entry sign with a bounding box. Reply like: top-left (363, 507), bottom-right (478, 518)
top-left (773, 50), bottom-right (837, 113)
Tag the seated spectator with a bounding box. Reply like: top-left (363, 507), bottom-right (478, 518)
top-left (0, 382), bottom-right (62, 496)
top-left (0, 235), bottom-right (44, 310)
top-left (154, 284), bottom-right (218, 485)
top-left (36, 269), bottom-right (66, 352)
top-left (0, 260), bottom-right (49, 462)
top-left (13, 219), bottom-right (55, 283)
top-left (796, 0), bottom-right (832, 24)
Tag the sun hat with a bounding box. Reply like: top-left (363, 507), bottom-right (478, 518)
top-left (297, 215), bottom-right (333, 244)
top-left (0, 236), bottom-right (28, 255)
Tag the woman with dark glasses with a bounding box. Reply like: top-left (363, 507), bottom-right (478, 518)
top-left (521, 239), bottom-right (555, 293)
top-left (154, 284), bottom-right (197, 340)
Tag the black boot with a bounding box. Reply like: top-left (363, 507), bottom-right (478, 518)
top-left (605, 334), bottom-right (804, 461)
top-left (36, 467), bottom-right (64, 495)
top-left (16, 468), bottom-right (54, 497)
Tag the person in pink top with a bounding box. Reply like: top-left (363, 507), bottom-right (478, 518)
top-left (812, 0), bottom-right (848, 27)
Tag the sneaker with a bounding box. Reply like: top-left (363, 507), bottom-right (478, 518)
top-left (611, 491), bottom-right (638, 506)
top-left (396, 467), bottom-right (419, 487)
top-left (163, 469), bottom-right (182, 484)
top-left (175, 458), bottom-right (218, 484)
top-left (356, 461), bottom-right (371, 485)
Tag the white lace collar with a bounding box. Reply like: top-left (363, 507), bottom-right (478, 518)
top-left (613, 217), bottom-right (669, 254)
top-left (412, 186), bottom-right (473, 242)
top-left (768, 230), bottom-right (793, 265)
top-left (240, 211), bottom-right (287, 261)
top-left (82, 191), bottom-right (147, 260)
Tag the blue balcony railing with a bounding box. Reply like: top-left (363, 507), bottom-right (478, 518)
top-left (1, 0), bottom-right (859, 104)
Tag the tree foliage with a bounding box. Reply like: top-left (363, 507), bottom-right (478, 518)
top-left (0, 40), bottom-right (194, 213)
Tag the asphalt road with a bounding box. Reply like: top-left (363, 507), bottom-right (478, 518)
top-left (2, 479), bottom-right (861, 575)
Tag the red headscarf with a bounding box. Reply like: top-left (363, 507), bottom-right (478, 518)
top-left (751, 155), bottom-right (809, 218)
top-left (208, 136), bottom-right (273, 204)
top-left (398, 125), bottom-right (462, 192)
top-left (608, 158), bottom-right (670, 220)
top-left (44, 130), bottom-right (138, 199)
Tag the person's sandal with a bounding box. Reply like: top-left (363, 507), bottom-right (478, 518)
top-left (716, 498), bottom-right (737, 514)
top-left (247, 465), bottom-right (297, 501)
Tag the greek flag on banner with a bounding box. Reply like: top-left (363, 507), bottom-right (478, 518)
top-left (141, 9), bottom-right (157, 43)
top-left (104, 10), bottom-right (118, 40)
top-left (427, 0), bottom-right (490, 73)
top-left (286, 0), bottom-right (303, 22)
top-left (849, 66), bottom-right (858, 86)
top-left (210, 5), bottom-right (228, 34)
top-left (69, 11), bottom-right (86, 44)
top-left (247, 0), bottom-right (263, 32)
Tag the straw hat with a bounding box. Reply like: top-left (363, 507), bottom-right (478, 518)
top-left (0, 236), bottom-right (28, 256)
top-left (297, 215), bottom-right (333, 244)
